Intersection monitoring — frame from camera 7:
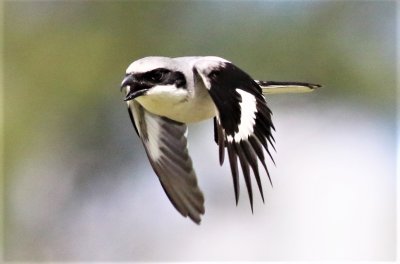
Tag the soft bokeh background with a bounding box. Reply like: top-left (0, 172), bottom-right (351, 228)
top-left (3, 1), bottom-right (397, 261)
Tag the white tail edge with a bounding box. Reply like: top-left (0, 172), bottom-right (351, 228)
top-left (256, 80), bottom-right (321, 95)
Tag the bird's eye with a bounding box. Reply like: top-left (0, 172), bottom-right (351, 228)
top-left (150, 70), bottom-right (165, 82)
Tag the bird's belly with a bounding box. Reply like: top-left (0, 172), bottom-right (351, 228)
top-left (136, 93), bottom-right (216, 123)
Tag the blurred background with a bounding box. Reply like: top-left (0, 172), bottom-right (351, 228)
top-left (3, 1), bottom-right (397, 261)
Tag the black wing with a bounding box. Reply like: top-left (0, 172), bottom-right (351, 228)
top-left (194, 58), bottom-right (275, 210)
top-left (126, 99), bottom-right (205, 223)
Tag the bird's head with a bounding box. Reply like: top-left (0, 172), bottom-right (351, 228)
top-left (120, 57), bottom-right (187, 101)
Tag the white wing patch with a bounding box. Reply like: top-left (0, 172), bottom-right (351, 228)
top-left (143, 111), bottom-right (162, 161)
top-left (226, 89), bottom-right (257, 143)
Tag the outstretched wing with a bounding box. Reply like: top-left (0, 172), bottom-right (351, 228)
top-left (126, 99), bottom-right (205, 224)
top-left (193, 58), bottom-right (275, 210)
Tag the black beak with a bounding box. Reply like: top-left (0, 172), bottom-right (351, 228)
top-left (120, 74), bottom-right (136, 91)
top-left (120, 74), bottom-right (148, 101)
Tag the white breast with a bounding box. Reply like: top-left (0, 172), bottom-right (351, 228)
top-left (135, 84), bottom-right (217, 123)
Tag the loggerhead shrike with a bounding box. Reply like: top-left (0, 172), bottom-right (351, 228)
top-left (120, 56), bottom-right (319, 224)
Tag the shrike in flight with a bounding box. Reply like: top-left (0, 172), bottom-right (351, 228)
top-left (120, 56), bottom-right (319, 224)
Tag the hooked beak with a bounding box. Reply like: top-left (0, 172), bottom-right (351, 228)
top-left (120, 74), bottom-right (148, 101)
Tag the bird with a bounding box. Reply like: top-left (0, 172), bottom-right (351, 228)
top-left (120, 56), bottom-right (320, 224)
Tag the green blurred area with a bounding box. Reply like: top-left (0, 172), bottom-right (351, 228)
top-left (3, 1), bottom-right (396, 261)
